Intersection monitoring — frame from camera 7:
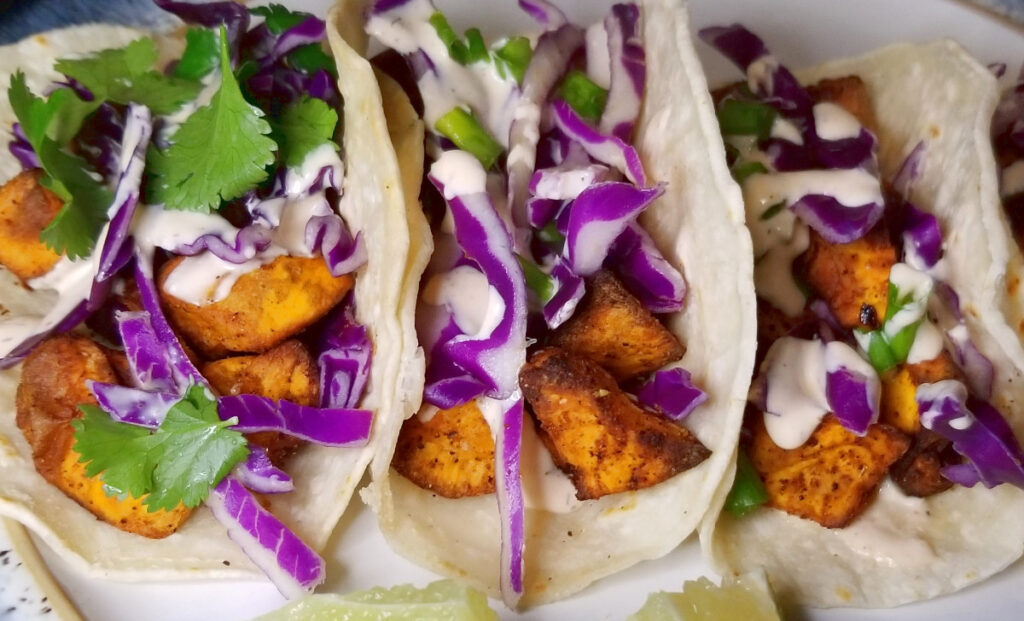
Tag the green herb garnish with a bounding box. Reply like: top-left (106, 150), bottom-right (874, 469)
top-left (72, 385), bottom-right (249, 513)
top-left (435, 107), bottom-right (503, 170)
top-left (724, 449), bottom-right (769, 517)
top-left (174, 28), bottom-right (220, 81)
top-left (270, 97), bottom-right (339, 168)
top-left (517, 255), bottom-right (555, 303)
top-left (717, 99), bottom-right (777, 139)
top-left (250, 3), bottom-right (308, 34)
top-left (494, 37), bottom-right (532, 84)
top-left (559, 70), bottom-right (608, 123)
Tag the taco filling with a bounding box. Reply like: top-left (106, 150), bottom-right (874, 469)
top-left (365, 0), bottom-right (726, 606)
top-left (704, 25), bottom-right (1024, 545)
top-left (0, 2), bottom-right (378, 598)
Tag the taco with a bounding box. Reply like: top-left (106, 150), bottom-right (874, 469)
top-left (334, 0), bottom-right (756, 607)
top-left (699, 26), bottom-right (1024, 608)
top-left (0, 1), bottom-right (417, 597)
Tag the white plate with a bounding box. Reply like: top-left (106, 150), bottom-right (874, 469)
top-left (14, 0), bottom-right (1024, 619)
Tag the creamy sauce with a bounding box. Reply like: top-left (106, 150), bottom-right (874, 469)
top-left (907, 319), bottom-right (944, 364)
top-left (917, 380), bottom-right (968, 429)
top-left (162, 252), bottom-right (264, 305)
top-left (770, 118), bottom-right (803, 145)
top-left (520, 416), bottom-right (582, 513)
top-left (746, 56), bottom-right (778, 95)
top-left (763, 337), bottom-right (830, 449)
top-left (431, 150), bottom-right (489, 198)
top-left (422, 265), bottom-right (505, 337)
top-left (884, 263), bottom-right (933, 339)
top-left (839, 480), bottom-right (936, 567)
top-left (754, 223), bottom-right (809, 316)
top-left (0, 256), bottom-right (93, 357)
top-left (743, 168), bottom-right (883, 217)
top-left (283, 144), bottom-right (344, 197)
top-left (813, 102), bottom-right (863, 141)
top-left (1002, 160), bottom-right (1024, 198)
top-left (532, 164), bottom-right (608, 200)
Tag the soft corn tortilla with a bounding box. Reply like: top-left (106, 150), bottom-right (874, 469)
top-left (0, 21), bottom-right (419, 581)
top-left (339, 0), bottom-right (757, 605)
top-left (704, 41), bottom-right (1024, 608)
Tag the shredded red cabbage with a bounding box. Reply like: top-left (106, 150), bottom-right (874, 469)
top-left (217, 394), bottom-right (372, 447)
top-left (517, 0), bottom-right (568, 29)
top-left (901, 203), bottom-right (943, 271)
top-left (494, 394), bottom-right (526, 607)
top-left (543, 258), bottom-right (585, 329)
top-left (564, 181), bottom-right (662, 276)
top-left (599, 3), bottom-right (644, 141)
top-left (529, 164), bottom-right (610, 201)
top-left (317, 299), bottom-right (371, 410)
top-left (87, 381), bottom-right (178, 428)
top-left (235, 446), bottom-right (295, 495)
top-left (205, 476), bottom-right (325, 599)
top-left (154, 0), bottom-right (250, 59)
top-left (116, 310), bottom-right (178, 392)
top-left (173, 224), bottom-right (273, 264)
top-left (947, 325), bottom-right (995, 400)
top-left (422, 315), bottom-right (489, 409)
top-left (607, 223), bottom-right (686, 313)
top-left (789, 194), bottom-right (885, 245)
top-left (305, 214), bottom-right (367, 277)
top-left (635, 367), bottom-right (707, 421)
top-left (917, 381), bottom-right (1024, 489)
top-left (823, 342), bottom-right (880, 435)
top-left (9, 123), bottom-right (39, 170)
top-left (551, 100), bottom-right (647, 186)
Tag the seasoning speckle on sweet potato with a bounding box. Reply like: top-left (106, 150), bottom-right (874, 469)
top-left (520, 347), bottom-right (709, 500)
top-left (392, 400), bottom-right (496, 498)
top-left (158, 255), bottom-right (353, 357)
top-left (0, 169), bottom-right (63, 282)
top-left (550, 270), bottom-right (684, 381)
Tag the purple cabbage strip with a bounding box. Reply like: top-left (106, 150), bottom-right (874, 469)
top-left (174, 224), bottom-right (274, 264)
top-left (607, 223), bottom-right (686, 313)
top-left (318, 300), bottom-right (371, 410)
top-left (526, 197), bottom-right (562, 229)
top-left (154, 0), bottom-right (250, 59)
top-left (529, 164), bottom-right (610, 201)
top-left (635, 367), bottom-right (707, 421)
top-left (260, 15), bottom-right (327, 68)
top-left (517, 0), bottom-right (568, 29)
top-left (901, 203), bottom-right (943, 270)
top-left (564, 182), bottom-right (663, 276)
top-left (116, 310), bottom-right (178, 392)
top-left (917, 381), bottom-right (1024, 489)
top-left (96, 104), bottom-right (151, 284)
top-left (217, 394), bottom-right (372, 447)
top-left (789, 194), bottom-right (885, 245)
top-left (948, 326), bottom-right (995, 400)
top-left (892, 141), bottom-right (926, 199)
top-left (823, 341), bottom-right (880, 435)
top-left (600, 3), bottom-right (645, 141)
top-left (422, 316), bottom-right (488, 409)
top-left (507, 24), bottom-right (584, 228)
top-left (88, 382), bottom-right (178, 428)
top-left (543, 258), bottom-right (585, 329)
top-left (206, 476), bottom-right (325, 599)
top-left (429, 163), bottom-right (528, 400)
top-left (495, 395), bottom-right (526, 608)
top-left (133, 250), bottom-right (209, 388)
top-left (305, 214), bottom-right (367, 277)
top-left (9, 123), bottom-right (39, 170)
top-left (235, 446), bottom-right (295, 495)
top-left (75, 103), bottom-right (124, 180)
top-left (551, 100), bottom-right (647, 186)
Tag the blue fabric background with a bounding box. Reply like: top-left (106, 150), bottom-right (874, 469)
top-left (0, 0), bottom-right (175, 44)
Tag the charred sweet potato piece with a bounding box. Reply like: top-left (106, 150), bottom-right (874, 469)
top-left (0, 169), bottom-right (62, 282)
top-left (803, 227), bottom-right (896, 331)
top-left (890, 429), bottom-right (957, 497)
top-left (158, 255), bottom-right (352, 357)
top-left (204, 340), bottom-right (318, 465)
top-left (880, 352), bottom-right (960, 435)
top-left (748, 414), bottom-right (910, 528)
top-left (550, 270), bottom-right (684, 381)
top-left (392, 401), bottom-right (496, 498)
top-left (756, 298), bottom-right (816, 368)
top-left (520, 347), bottom-right (709, 500)
top-left (16, 335), bottom-right (191, 538)
top-left (807, 75), bottom-right (878, 135)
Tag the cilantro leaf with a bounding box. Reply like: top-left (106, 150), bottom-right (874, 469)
top-left (147, 26), bottom-right (276, 212)
top-left (287, 44), bottom-right (337, 78)
top-left (56, 38), bottom-right (201, 115)
top-left (8, 72), bottom-right (112, 258)
top-left (250, 4), bottom-right (308, 34)
top-left (270, 97), bottom-right (338, 168)
top-left (174, 28), bottom-right (220, 81)
top-left (73, 386), bottom-right (249, 513)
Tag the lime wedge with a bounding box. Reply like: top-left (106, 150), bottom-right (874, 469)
top-left (627, 572), bottom-right (782, 621)
top-left (255, 579), bottom-right (498, 621)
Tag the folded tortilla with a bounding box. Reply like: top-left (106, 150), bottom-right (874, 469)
top-left (0, 21), bottom-right (419, 581)
top-left (703, 40), bottom-right (1024, 608)
top-left (333, 0), bottom-right (757, 605)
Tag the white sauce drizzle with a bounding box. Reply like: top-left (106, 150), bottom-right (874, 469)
top-left (754, 223), bottom-right (809, 316)
top-left (521, 417), bottom-right (582, 513)
top-left (907, 319), bottom-right (944, 364)
top-left (431, 149), bottom-right (489, 198)
top-left (813, 102), bottom-right (863, 141)
top-left (763, 337), bottom-right (830, 449)
top-left (770, 118), bottom-right (803, 145)
top-left (422, 265), bottom-right (504, 338)
top-left (743, 168), bottom-right (884, 220)
top-left (838, 480), bottom-right (935, 567)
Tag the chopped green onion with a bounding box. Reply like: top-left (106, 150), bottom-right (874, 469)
top-left (717, 99), bottom-right (777, 139)
top-left (495, 36), bottom-right (532, 84)
top-left (429, 12), bottom-right (468, 64)
top-left (724, 449), bottom-right (768, 517)
top-left (559, 70), bottom-right (608, 123)
top-left (464, 28), bottom-right (489, 64)
top-left (435, 107), bottom-right (503, 169)
top-left (864, 331), bottom-right (899, 373)
top-left (758, 200), bottom-right (786, 221)
top-left (733, 161), bottom-right (768, 184)
top-left (537, 221), bottom-right (565, 246)
top-left (517, 255), bottom-right (555, 302)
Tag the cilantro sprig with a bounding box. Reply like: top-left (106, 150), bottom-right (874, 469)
top-left (73, 385), bottom-right (249, 513)
top-left (147, 25), bottom-right (276, 212)
top-left (270, 97), bottom-right (338, 168)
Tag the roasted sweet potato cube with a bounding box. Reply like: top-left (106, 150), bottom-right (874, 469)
top-left (0, 169), bottom-right (62, 282)
top-left (158, 255), bottom-right (353, 357)
top-left (392, 401), bottom-right (496, 498)
top-left (803, 227), bottom-right (896, 331)
top-left (748, 414), bottom-right (910, 528)
top-left (16, 335), bottom-right (191, 538)
top-left (880, 352), bottom-right (960, 435)
top-left (807, 75), bottom-right (878, 135)
top-left (520, 347), bottom-right (709, 500)
top-left (890, 429), bottom-right (957, 497)
top-left (550, 270), bottom-right (684, 381)
top-left (204, 340), bottom-right (319, 464)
